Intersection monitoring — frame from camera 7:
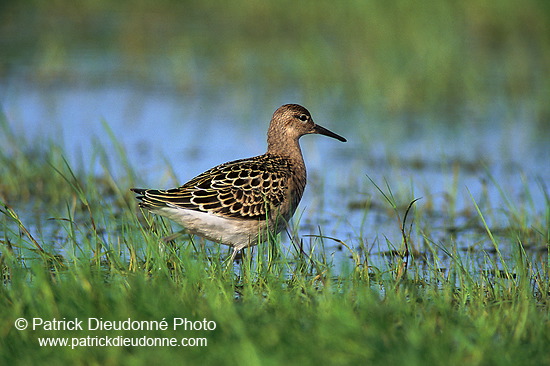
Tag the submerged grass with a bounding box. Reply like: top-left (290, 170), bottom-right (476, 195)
top-left (0, 121), bottom-right (548, 365)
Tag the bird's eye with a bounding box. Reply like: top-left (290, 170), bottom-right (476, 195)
top-left (298, 114), bottom-right (308, 122)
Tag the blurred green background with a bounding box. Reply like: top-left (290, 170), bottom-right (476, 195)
top-left (2, 0), bottom-right (549, 127)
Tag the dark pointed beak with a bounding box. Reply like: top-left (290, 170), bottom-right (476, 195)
top-left (313, 124), bottom-right (347, 142)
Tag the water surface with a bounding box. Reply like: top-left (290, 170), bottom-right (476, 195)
top-left (1, 80), bottom-right (548, 269)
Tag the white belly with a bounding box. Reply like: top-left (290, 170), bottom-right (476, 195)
top-left (152, 205), bottom-right (267, 250)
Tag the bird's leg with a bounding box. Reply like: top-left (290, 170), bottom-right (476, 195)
top-left (230, 247), bottom-right (240, 262)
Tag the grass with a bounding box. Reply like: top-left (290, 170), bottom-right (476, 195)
top-left (0, 118), bottom-right (548, 365)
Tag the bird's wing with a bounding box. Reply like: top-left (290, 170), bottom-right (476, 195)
top-left (133, 155), bottom-right (293, 220)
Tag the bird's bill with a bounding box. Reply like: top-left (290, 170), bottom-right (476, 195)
top-left (313, 124), bottom-right (347, 142)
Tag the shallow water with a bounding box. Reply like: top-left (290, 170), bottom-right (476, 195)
top-left (1, 80), bottom-right (548, 270)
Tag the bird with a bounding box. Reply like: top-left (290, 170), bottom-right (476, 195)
top-left (131, 104), bottom-right (346, 261)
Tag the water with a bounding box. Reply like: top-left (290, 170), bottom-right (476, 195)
top-left (1, 79), bottom-right (548, 270)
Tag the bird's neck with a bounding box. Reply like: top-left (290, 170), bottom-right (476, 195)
top-left (267, 135), bottom-right (307, 201)
top-left (266, 130), bottom-right (305, 164)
